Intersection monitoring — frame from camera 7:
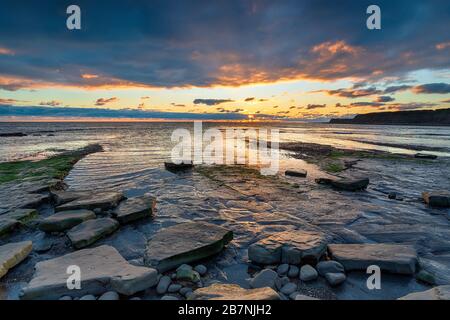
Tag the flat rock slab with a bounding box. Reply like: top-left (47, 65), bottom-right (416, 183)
top-left (398, 285), bottom-right (450, 300)
top-left (20, 245), bottom-right (158, 299)
top-left (2, 209), bottom-right (38, 223)
top-left (112, 195), bottom-right (156, 224)
top-left (56, 191), bottom-right (125, 212)
top-left (285, 170), bottom-right (307, 178)
top-left (189, 283), bottom-right (280, 300)
top-left (144, 222), bottom-right (233, 272)
top-left (51, 190), bottom-right (92, 206)
top-left (39, 209), bottom-right (96, 232)
top-left (328, 243), bottom-right (418, 275)
top-left (0, 219), bottom-right (20, 237)
top-left (248, 230), bottom-right (328, 265)
top-left (422, 191), bottom-right (450, 208)
top-left (67, 218), bottom-right (119, 249)
top-left (0, 241), bottom-right (33, 279)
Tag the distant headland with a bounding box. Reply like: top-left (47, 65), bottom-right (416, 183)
top-left (329, 108), bottom-right (450, 126)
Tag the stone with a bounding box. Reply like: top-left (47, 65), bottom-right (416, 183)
top-left (416, 270), bottom-right (436, 285)
top-left (168, 284), bottom-right (182, 293)
top-left (248, 230), bottom-right (328, 265)
top-left (249, 269), bottom-right (278, 289)
top-left (80, 294), bottom-right (96, 300)
top-left (39, 209), bottom-right (96, 232)
top-left (325, 273), bottom-right (346, 286)
top-left (276, 264), bottom-right (289, 276)
top-left (194, 264), bottom-right (207, 276)
top-left (0, 241), bottom-right (33, 279)
top-left (21, 245), bottom-right (158, 299)
top-left (180, 287), bottom-right (193, 297)
top-left (317, 260), bottom-right (345, 276)
top-left (275, 276), bottom-right (290, 291)
top-left (156, 276), bottom-right (171, 294)
top-left (98, 291), bottom-right (120, 300)
top-left (129, 297), bottom-right (141, 300)
top-left (285, 170), bottom-right (307, 178)
top-left (280, 283), bottom-right (297, 295)
top-left (20, 194), bottom-right (50, 209)
top-left (59, 296), bottom-right (72, 300)
top-left (144, 222), bottom-right (233, 272)
top-left (51, 190), bottom-right (92, 205)
top-left (2, 209), bottom-right (38, 223)
top-left (34, 237), bottom-right (53, 253)
top-left (161, 295), bottom-right (179, 300)
top-left (164, 161), bottom-right (194, 172)
top-left (56, 191), bottom-right (125, 212)
top-left (398, 286), bottom-right (450, 300)
top-left (414, 153), bottom-right (437, 160)
top-left (67, 218), bottom-right (119, 249)
top-left (177, 264), bottom-right (201, 282)
top-left (295, 294), bottom-right (319, 300)
top-left (112, 194), bottom-right (156, 224)
top-left (189, 283), bottom-right (280, 300)
top-left (0, 218), bottom-right (19, 237)
top-left (328, 243), bottom-right (418, 275)
top-left (316, 177), bottom-right (370, 191)
top-left (287, 265), bottom-right (299, 278)
top-left (299, 265), bottom-right (318, 281)
top-left (422, 191), bottom-right (450, 208)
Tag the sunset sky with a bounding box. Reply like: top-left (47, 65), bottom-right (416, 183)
top-left (1, 0), bottom-right (450, 121)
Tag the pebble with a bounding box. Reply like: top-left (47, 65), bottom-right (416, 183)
top-left (161, 295), bottom-right (179, 300)
top-left (300, 265), bottom-right (318, 281)
top-left (287, 265), bottom-right (299, 278)
top-left (98, 291), bottom-right (119, 300)
top-left (129, 297), bottom-right (141, 300)
top-left (79, 294), bottom-right (96, 300)
top-left (59, 296), bottom-right (72, 300)
top-left (276, 264), bottom-right (289, 276)
top-left (180, 287), bottom-right (193, 297)
top-left (317, 261), bottom-right (345, 276)
top-left (325, 272), bottom-right (346, 286)
top-left (168, 284), bottom-right (182, 293)
top-left (280, 282), bottom-right (297, 295)
top-left (249, 269), bottom-right (278, 289)
top-left (194, 264), bottom-right (207, 276)
top-left (156, 275), bottom-right (172, 294)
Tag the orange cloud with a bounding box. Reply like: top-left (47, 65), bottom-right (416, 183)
top-left (81, 73), bottom-right (99, 79)
top-left (0, 47), bottom-right (14, 55)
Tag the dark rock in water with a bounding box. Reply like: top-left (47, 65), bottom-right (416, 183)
top-left (416, 270), bottom-right (436, 285)
top-left (0, 132), bottom-right (27, 137)
top-left (20, 245), bottom-right (158, 299)
top-left (248, 230), bottom-right (328, 265)
top-left (285, 170), bottom-right (307, 178)
top-left (398, 285), bottom-right (450, 300)
top-left (56, 191), bottom-right (125, 212)
top-left (39, 209), bottom-right (96, 232)
top-left (0, 241), bottom-right (33, 279)
top-left (388, 192), bottom-right (397, 200)
top-left (328, 243), bottom-right (418, 275)
top-left (250, 269), bottom-right (278, 289)
top-left (112, 194), bottom-right (156, 224)
top-left (189, 283), bottom-right (280, 300)
top-left (20, 193), bottom-right (50, 209)
top-left (144, 221), bottom-right (233, 272)
top-left (67, 218), bottom-right (119, 249)
top-left (164, 160), bottom-right (194, 172)
top-left (422, 191), bottom-right (450, 208)
top-left (34, 237), bottom-right (53, 253)
top-left (316, 177), bottom-right (369, 191)
top-left (414, 153), bottom-right (437, 160)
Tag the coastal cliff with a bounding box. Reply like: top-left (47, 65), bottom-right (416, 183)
top-left (330, 108), bottom-right (450, 126)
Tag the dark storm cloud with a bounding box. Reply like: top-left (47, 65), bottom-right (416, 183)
top-left (412, 83), bottom-right (450, 94)
top-left (0, 0), bottom-right (449, 89)
top-left (375, 96), bottom-right (395, 103)
top-left (383, 85), bottom-right (412, 94)
top-left (305, 104), bottom-right (326, 110)
top-left (317, 87), bottom-right (381, 98)
top-left (193, 99), bottom-right (234, 106)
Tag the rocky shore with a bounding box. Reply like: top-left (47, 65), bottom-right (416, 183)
top-left (1, 141), bottom-right (450, 300)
